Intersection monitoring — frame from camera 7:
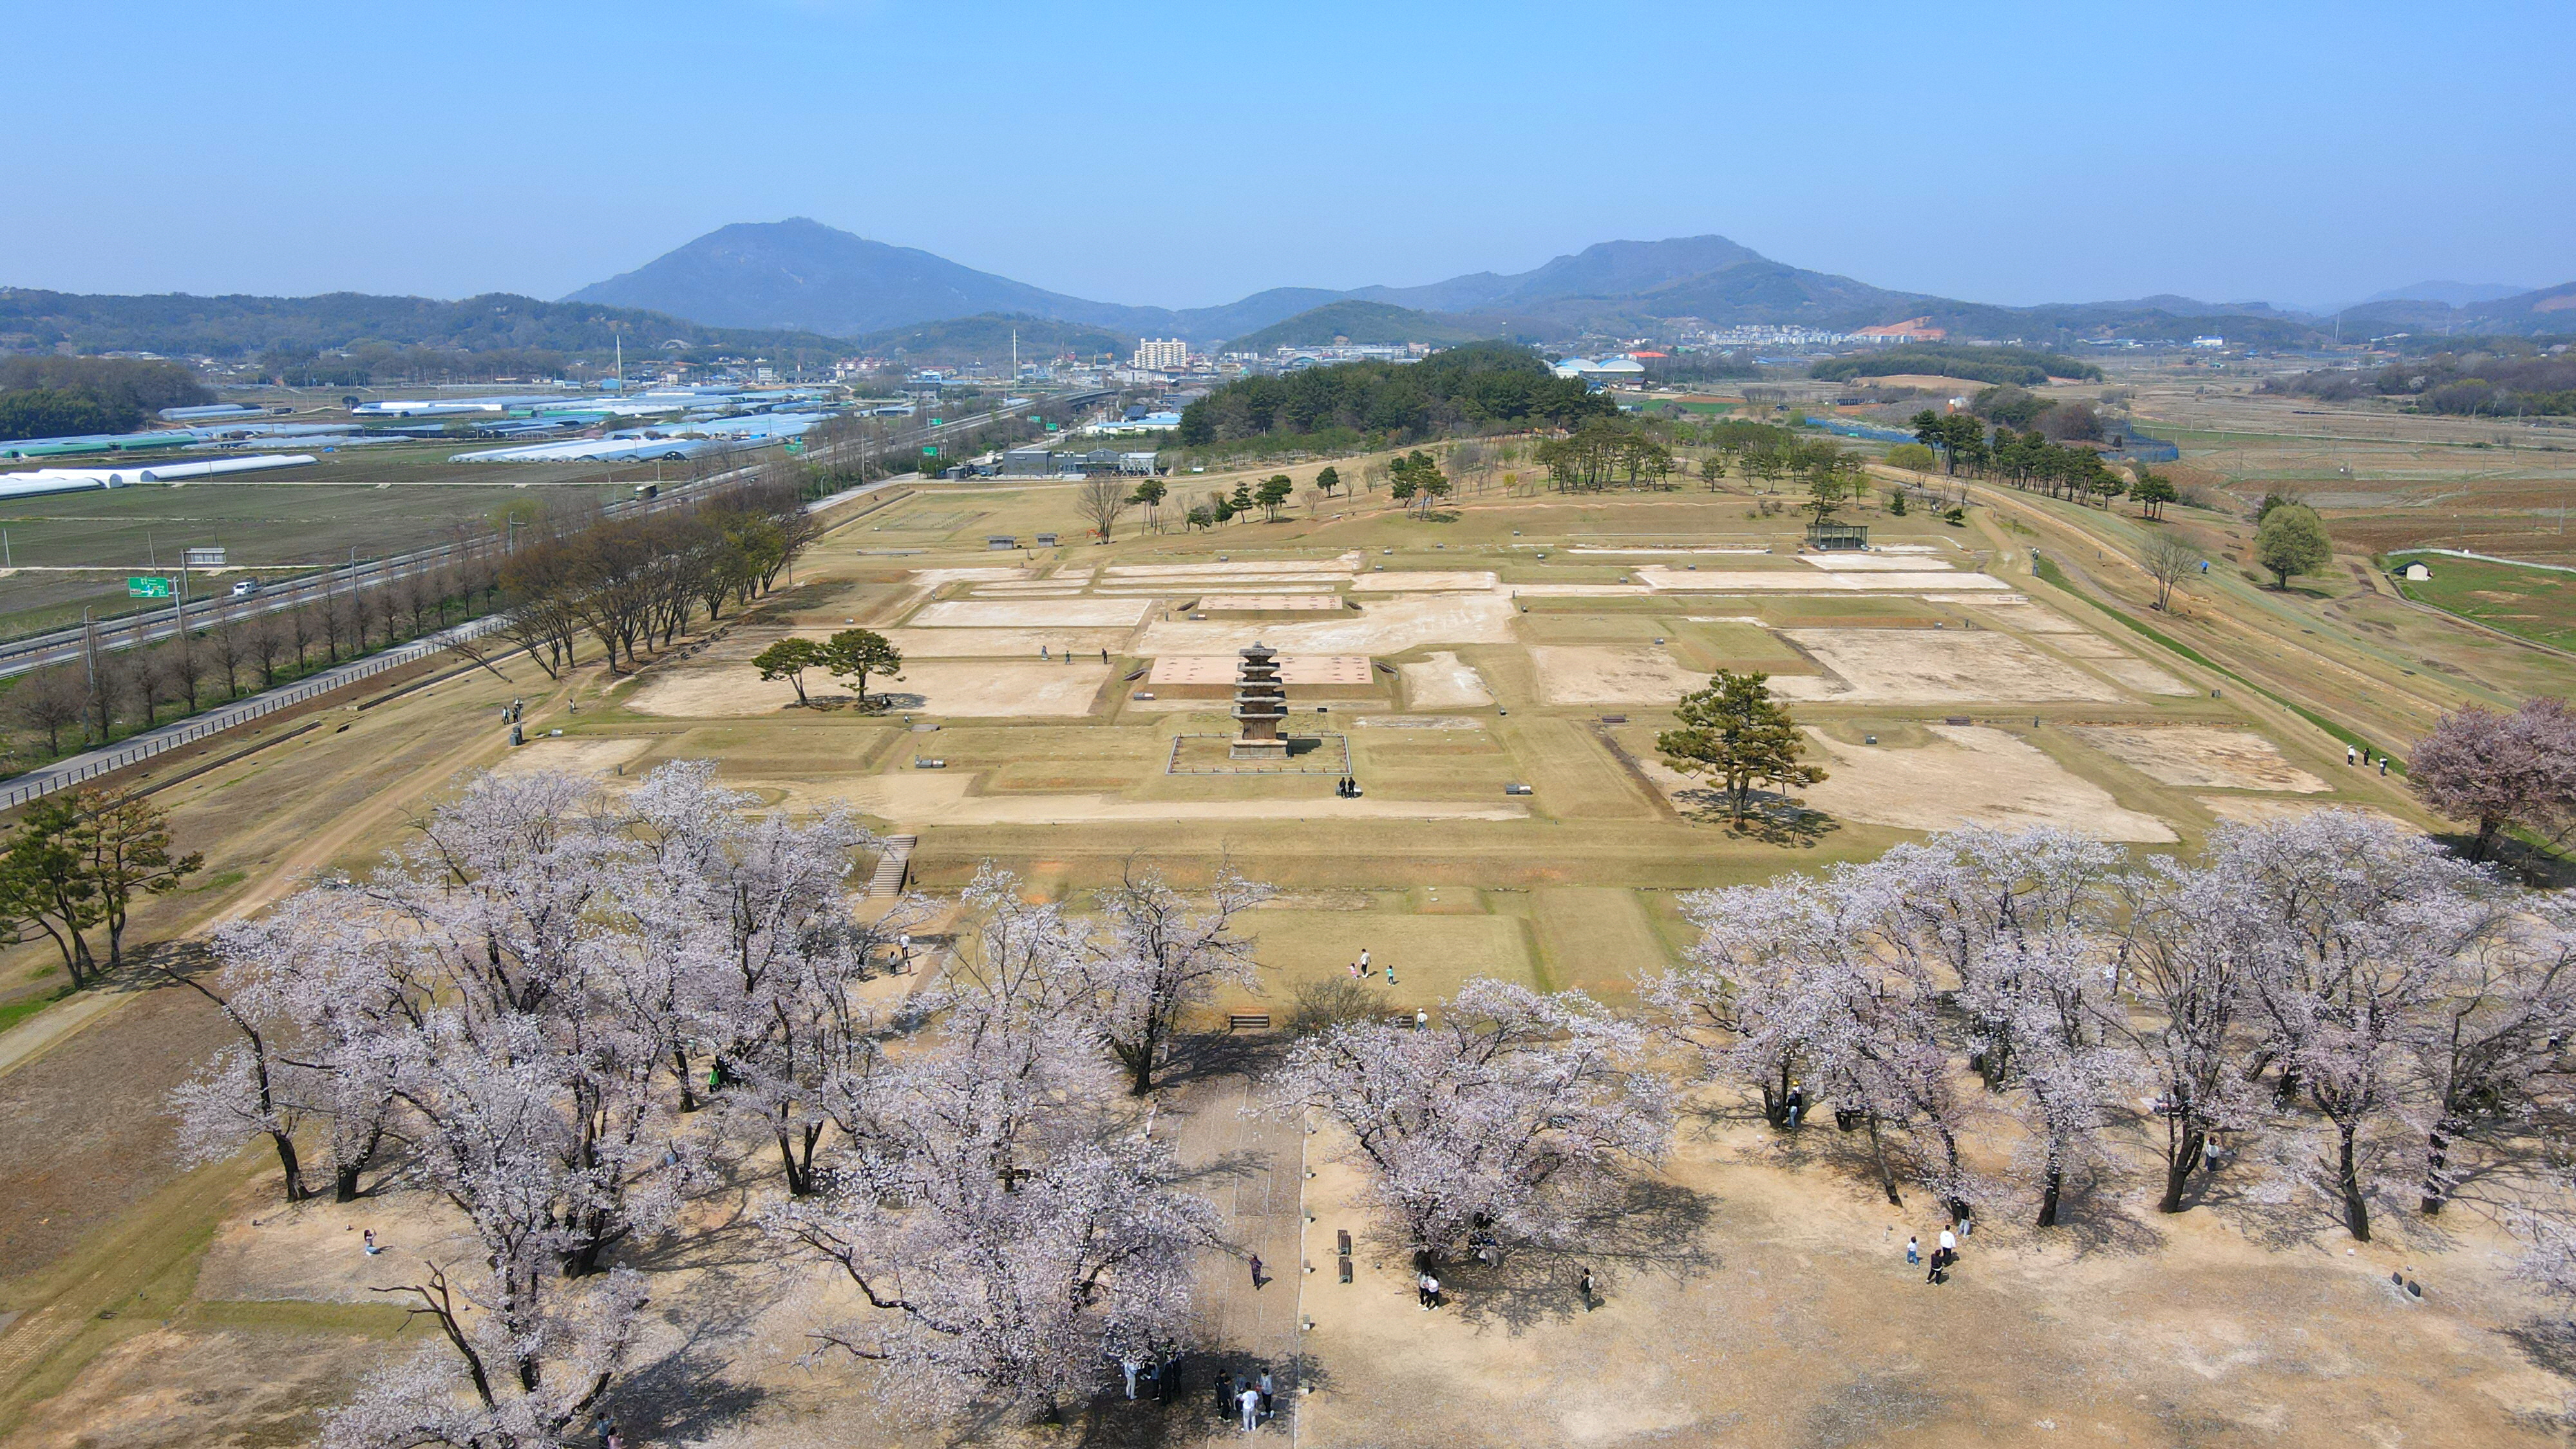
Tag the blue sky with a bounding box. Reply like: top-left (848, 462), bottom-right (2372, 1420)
top-left (8, 1), bottom-right (2570, 310)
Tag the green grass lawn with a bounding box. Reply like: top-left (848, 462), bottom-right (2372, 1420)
top-left (2397, 555), bottom-right (2576, 651)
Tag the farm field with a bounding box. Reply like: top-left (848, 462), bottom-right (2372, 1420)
top-left (0, 478), bottom-right (632, 637)
top-left (2, 465), bottom-right (2572, 1449)
top-left (2395, 553), bottom-right (2576, 651)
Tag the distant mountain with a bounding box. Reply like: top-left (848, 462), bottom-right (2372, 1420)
top-left (844, 312), bottom-right (1130, 365)
top-left (564, 218), bottom-right (1133, 337)
top-left (2459, 281), bottom-right (2576, 331)
top-left (566, 220), bottom-right (2360, 348)
top-left (1222, 301), bottom-right (1495, 354)
top-left (0, 286), bottom-right (843, 362)
top-left (2363, 280), bottom-right (2537, 308)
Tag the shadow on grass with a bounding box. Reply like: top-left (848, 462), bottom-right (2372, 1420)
top-left (1430, 1177), bottom-right (1720, 1336)
top-left (1068, 1347), bottom-right (1326, 1448)
top-left (1667, 785), bottom-right (1840, 848)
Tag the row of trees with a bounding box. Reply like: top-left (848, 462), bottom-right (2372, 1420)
top-left (175, 766), bottom-right (1283, 1440)
top-left (5, 542), bottom-right (512, 769)
top-left (493, 476), bottom-right (820, 677)
top-left (1909, 409), bottom-right (2136, 508)
top-left (1656, 813), bottom-right (2575, 1241)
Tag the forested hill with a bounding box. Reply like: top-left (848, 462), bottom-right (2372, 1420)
top-left (1221, 300), bottom-right (1493, 354)
top-left (1177, 342), bottom-right (1608, 447)
top-left (844, 312), bottom-right (1130, 365)
top-left (1811, 345), bottom-right (2103, 386)
top-left (0, 288), bottom-right (851, 363)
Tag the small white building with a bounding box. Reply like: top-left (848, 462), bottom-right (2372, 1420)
top-left (2398, 560), bottom-right (2433, 582)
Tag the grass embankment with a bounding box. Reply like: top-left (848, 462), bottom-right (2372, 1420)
top-left (2032, 553), bottom-right (2407, 772)
top-left (2394, 554), bottom-right (2576, 652)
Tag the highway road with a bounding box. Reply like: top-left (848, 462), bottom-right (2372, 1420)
top-left (0, 393), bottom-right (1088, 682)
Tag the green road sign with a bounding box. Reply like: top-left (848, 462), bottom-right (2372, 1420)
top-left (921, 446), bottom-right (938, 457)
top-left (128, 576), bottom-right (173, 598)
top-left (782, 437), bottom-right (806, 455)
top-left (929, 417), bottom-right (942, 426)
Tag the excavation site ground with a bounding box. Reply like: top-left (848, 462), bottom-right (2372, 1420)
top-left (5, 447), bottom-right (2576, 1449)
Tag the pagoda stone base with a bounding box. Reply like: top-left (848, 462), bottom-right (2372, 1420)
top-left (1229, 737), bottom-right (1293, 761)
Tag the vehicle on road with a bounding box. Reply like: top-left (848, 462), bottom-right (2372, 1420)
top-left (230, 578), bottom-right (261, 598)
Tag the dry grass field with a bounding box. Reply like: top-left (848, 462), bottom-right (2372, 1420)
top-left (3, 455), bottom-right (2573, 1449)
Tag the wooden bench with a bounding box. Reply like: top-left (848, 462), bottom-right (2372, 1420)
top-left (1227, 1013), bottom-right (1273, 1032)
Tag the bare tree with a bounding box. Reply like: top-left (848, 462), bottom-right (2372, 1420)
top-left (2142, 530), bottom-right (2199, 611)
top-left (6, 665), bottom-right (88, 755)
top-left (1077, 475), bottom-right (1132, 543)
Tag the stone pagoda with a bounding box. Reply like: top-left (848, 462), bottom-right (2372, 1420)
top-left (1229, 641), bottom-right (1291, 760)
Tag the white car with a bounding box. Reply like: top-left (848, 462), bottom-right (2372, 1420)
top-left (229, 578), bottom-right (260, 598)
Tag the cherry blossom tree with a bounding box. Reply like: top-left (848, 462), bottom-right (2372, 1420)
top-left (1281, 977), bottom-right (1672, 1261)
top-left (2409, 696), bottom-right (2576, 862)
top-left (2103, 850), bottom-right (2270, 1215)
top-left (1877, 829), bottom-right (2129, 1226)
top-left (2414, 898), bottom-right (2576, 1214)
top-left (2209, 811), bottom-right (2503, 1239)
top-left (616, 761), bottom-right (920, 1194)
top-left (1660, 860), bottom-right (1979, 1213)
top-left (772, 905), bottom-right (1217, 1422)
top-left (1090, 864), bottom-right (1273, 1094)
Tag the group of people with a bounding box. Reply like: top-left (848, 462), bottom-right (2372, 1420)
top-left (1334, 775), bottom-right (1365, 797)
top-left (2346, 744), bottom-right (2391, 775)
top-left (1034, 645), bottom-right (1114, 665)
top-left (1904, 1211), bottom-right (1973, 1286)
top-left (1346, 947), bottom-right (1397, 987)
top-left (1229, 1370), bottom-right (1279, 1431)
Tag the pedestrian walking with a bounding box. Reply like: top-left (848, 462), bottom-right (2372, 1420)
top-left (1424, 1271), bottom-right (1442, 1309)
top-left (1414, 1008), bottom-right (1429, 1032)
top-left (1384, 964), bottom-right (1397, 986)
top-left (2347, 744), bottom-right (2358, 766)
top-left (1358, 948), bottom-right (1371, 977)
top-left (1578, 1267), bottom-right (1597, 1311)
top-left (2379, 757), bottom-right (2389, 776)
top-left (1258, 1369), bottom-right (1274, 1416)
top-left (1123, 1356), bottom-right (1142, 1399)
top-left (1905, 1235), bottom-right (1919, 1265)
top-left (1101, 648), bottom-right (1110, 665)
top-left (1417, 1270), bottom-right (1435, 1309)
top-left (1041, 644), bottom-right (1050, 660)
top-left (605, 1430), bottom-right (625, 1449)
top-left (1249, 1253), bottom-right (1265, 1289)
top-left (1938, 1225), bottom-right (1957, 1258)
top-left (1238, 1385), bottom-right (1260, 1432)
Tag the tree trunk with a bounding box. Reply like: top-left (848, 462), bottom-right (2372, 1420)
top-left (2422, 1117), bottom-right (2461, 1215)
top-left (2037, 1159), bottom-right (2063, 1228)
top-left (2157, 1126), bottom-right (2205, 1213)
top-left (1863, 1114), bottom-right (1903, 1207)
top-left (270, 1129), bottom-right (308, 1202)
top-left (2337, 1121), bottom-right (2371, 1241)
top-left (672, 1045), bottom-right (700, 1112)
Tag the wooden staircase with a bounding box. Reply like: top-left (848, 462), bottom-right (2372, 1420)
top-left (866, 835), bottom-right (918, 899)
